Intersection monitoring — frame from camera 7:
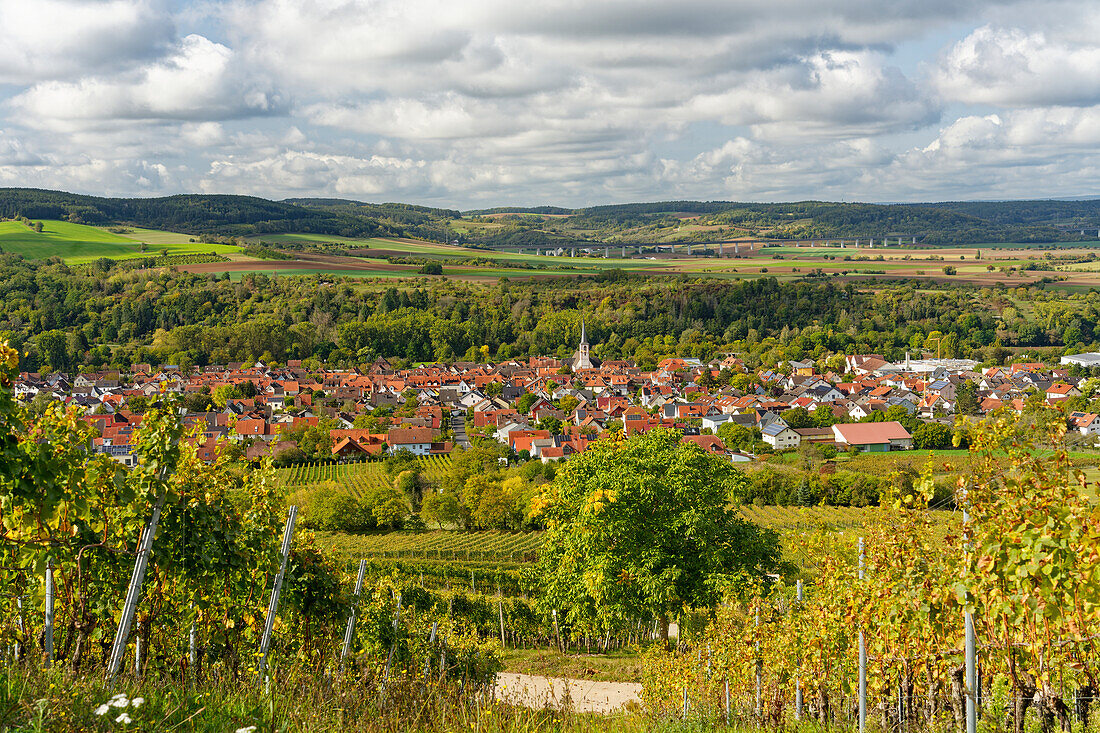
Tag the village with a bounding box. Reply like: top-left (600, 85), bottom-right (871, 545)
top-left (12, 323), bottom-right (1100, 470)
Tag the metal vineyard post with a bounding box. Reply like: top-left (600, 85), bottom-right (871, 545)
top-left (340, 558), bottom-right (368, 673)
top-left (43, 560), bottom-right (54, 668)
top-left (858, 536), bottom-right (866, 733)
top-left (106, 492), bottom-right (167, 685)
top-left (258, 505), bottom-right (298, 678)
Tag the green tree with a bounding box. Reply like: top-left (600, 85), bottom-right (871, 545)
top-left (533, 428), bottom-right (781, 642)
top-left (421, 489), bottom-right (462, 529)
top-left (537, 416), bottom-right (563, 435)
top-left (212, 383), bottom-right (242, 408)
top-left (36, 330), bottom-right (69, 373)
top-left (813, 404), bottom-right (838, 427)
top-left (717, 421), bottom-right (759, 452)
top-left (912, 422), bottom-right (952, 450)
top-left (782, 407), bottom-right (813, 429)
top-left (955, 380), bottom-right (979, 416)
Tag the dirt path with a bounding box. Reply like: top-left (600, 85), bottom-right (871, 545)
top-left (494, 672), bottom-right (642, 714)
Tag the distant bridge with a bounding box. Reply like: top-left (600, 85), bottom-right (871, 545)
top-left (519, 236), bottom-right (922, 259)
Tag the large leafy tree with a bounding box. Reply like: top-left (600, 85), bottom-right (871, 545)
top-left (532, 428), bottom-right (782, 642)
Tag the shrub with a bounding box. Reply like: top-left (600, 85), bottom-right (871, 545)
top-left (291, 481), bottom-right (372, 531)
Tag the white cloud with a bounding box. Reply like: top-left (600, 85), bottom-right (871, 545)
top-left (0, 0), bottom-right (1098, 206)
top-left (11, 34), bottom-right (283, 124)
top-left (933, 25), bottom-right (1100, 107)
top-left (199, 150), bottom-right (431, 196)
top-left (0, 0), bottom-right (174, 83)
top-left (685, 51), bottom-right (939, 140)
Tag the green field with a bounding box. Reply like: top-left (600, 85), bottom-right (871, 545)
top-left (0, 219), bottom-right (241, 263)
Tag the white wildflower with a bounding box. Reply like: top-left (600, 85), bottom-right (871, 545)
top-left (94, 704), bottom-right (110, 716)
top-left (130, 697), bottom-right (144, 708)
top-left (235, 727), bottom-right (258, 733)
top-left (115, 712), bottom-right (132, 724)
top-left (109, 693), bottom-right (130, 708)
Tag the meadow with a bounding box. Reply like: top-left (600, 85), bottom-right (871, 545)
top-left (0, 219), bottom-right (240, 263)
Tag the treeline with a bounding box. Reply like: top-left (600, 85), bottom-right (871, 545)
top-left (0, 189), bottom-right (403, 238)
top-left (3, 254), bottom-right (1100, 374)
top-left (284, 198), bottom-right (460, 242)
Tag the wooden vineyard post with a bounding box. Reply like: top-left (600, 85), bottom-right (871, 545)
top-left (106, 492), bottom-right (167, 685)
top-left (340, 559), bottom-right (368, 673)
top-left (258, 506), bottom-right (298, 679)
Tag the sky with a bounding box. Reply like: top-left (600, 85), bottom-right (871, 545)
top-left (0, 0), bottom-right (1099, 209)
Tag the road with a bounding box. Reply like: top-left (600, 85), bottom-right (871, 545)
top-left (451, 412), bottom-right (470, 449)
top-left (494, 672), bottom-right (642, 714)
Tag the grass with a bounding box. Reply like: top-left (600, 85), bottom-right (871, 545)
top-left (0, 220), bottom-right (138, 261)
top-left (501, 648), bottom-right (645, 684)
top-left (0, 219), bottom-right (241, 263)
top-left (1, 663), bottom-right (679, 732)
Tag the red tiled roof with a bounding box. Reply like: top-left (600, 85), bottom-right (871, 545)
top-left (833, 421), bottom-right (911, 445)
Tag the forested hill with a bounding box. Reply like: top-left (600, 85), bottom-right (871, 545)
top-left (463, 199), bottom-right (1100, 246)
top-left (0, 189), bottom-right (403, 238)
top-left (283, 198), bottom-right (461, 242)
top-left (2, 188), bottom-right (1099, 244)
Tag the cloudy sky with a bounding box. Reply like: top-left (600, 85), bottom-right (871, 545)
top-left (0, 0), bottom-right (1098, 208)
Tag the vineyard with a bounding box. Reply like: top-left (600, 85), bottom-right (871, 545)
top-left (321, 529), bottom-right (544, 562)
top-left (740, 504), bottom-right (883, 531)
top-left (643, 416), bottom-right (1100, 733)
top-left (277, 455), bottom-right (454, 497)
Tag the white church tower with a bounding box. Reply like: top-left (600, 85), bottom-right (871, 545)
top-left (571, 319), bottom-right (593, 370)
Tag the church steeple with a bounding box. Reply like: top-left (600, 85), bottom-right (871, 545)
top-left (572, 318), bottom-right (592, 370)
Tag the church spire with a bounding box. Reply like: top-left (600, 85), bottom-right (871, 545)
top-left (580, 318), bottom-right (588, 346)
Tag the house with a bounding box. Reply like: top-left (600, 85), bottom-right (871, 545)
top-left (386, 427), bottom-right (435, 455)
top-left (832, 422), bottom-right (913, 452)
top-left (1046, 383), bottom-right (1081, 403)
top-left (332, 437), bottom-right (372, 458)
top-left (682, 434), bottom-right (728, 455)
top-left (762, 422), bottom-right (801, 450)
top-left (1069, 412), bottom-right (1100, 437)
top-left (787, 360), bottom-right (815, 376)
top-left (793, 427), bottom-right (835, 444)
